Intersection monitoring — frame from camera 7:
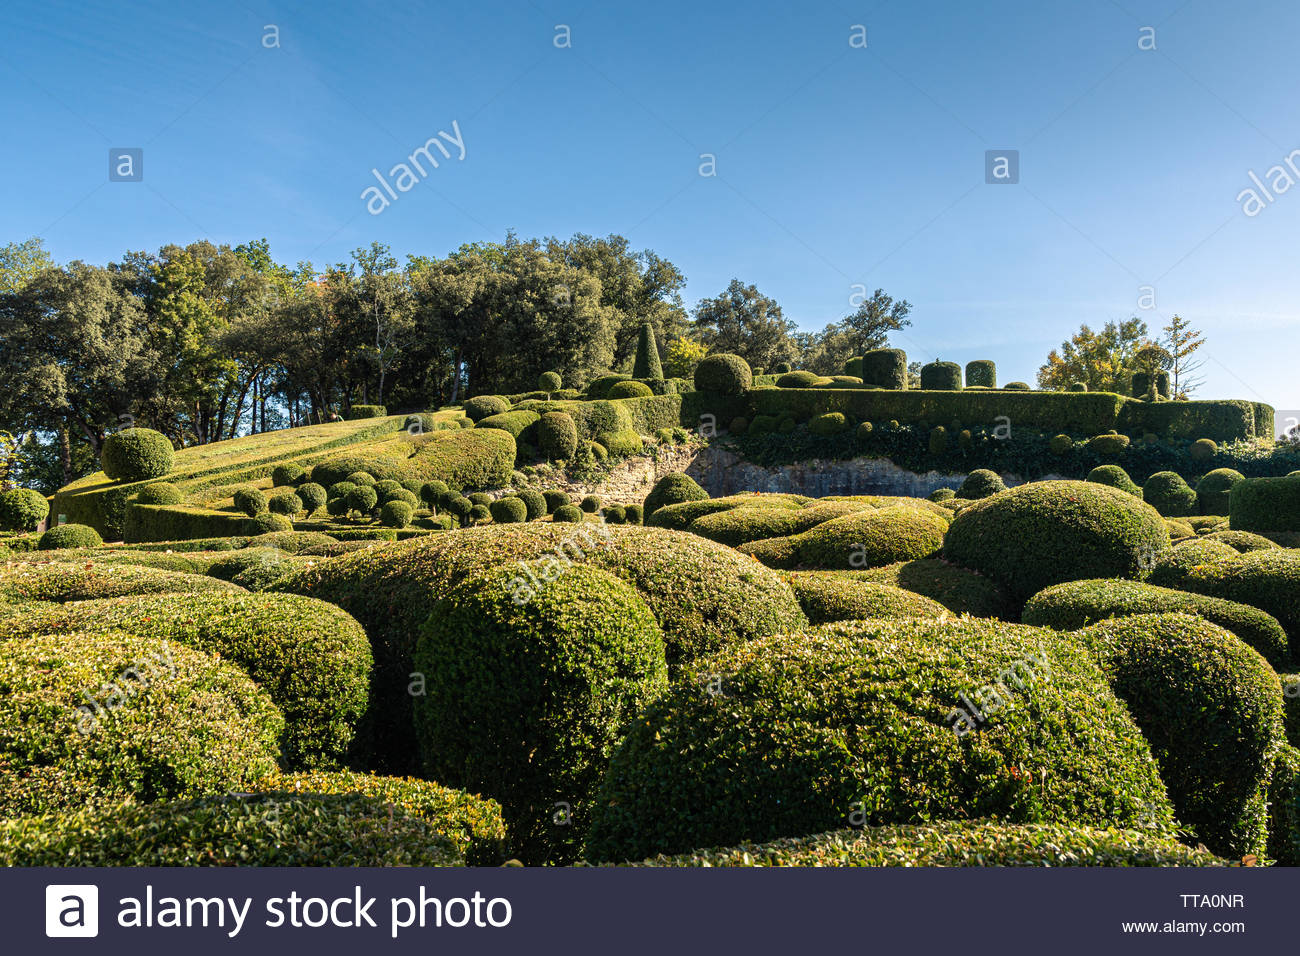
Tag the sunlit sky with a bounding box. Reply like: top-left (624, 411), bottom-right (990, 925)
top-left (4, 0), bottom-right (1298, 421)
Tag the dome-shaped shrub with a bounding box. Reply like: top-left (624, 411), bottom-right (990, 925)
top-left (345, 486), bottom-right (378, 515)
top-left (1004, 381), bottom-right (1031, 390)
top-left (623, 503), bottom-right (643, 524)
top-left (1205, 529), bottom-right (1278, 552)
top-left (808, 412), bottom-right (849, 436)
top-left (101, 428), bottom-right (174, 482)
top-left (468, 504), bottom-right (491, 524)
top-left (373, 478), bottom-right (402, 498)
top-left (271, 463), bottom-right (305, 487)
top-left (1086, 464), bottom-right (1142, 497)
top-left (244, 512), bottom-right (292, 536)
top-left (1228, 474), bottom-right (1300, 534)
top-left (859, 349), bottom-right (908, 389)
top-left (543, 489), bottom-right (570, 513)
top-left (345, 470), bottom-right (376, 487)
top-left (964, 360), bottom-right (996, 389)
top-left (327, 481), bottom-right (357, 502)
top-left (538, 370), bottom-right (562, 392)
top-left (920, 361), bottom-right (962, 390)
top-left (446, 496), bottom-right (473, 525)
top-left (1086, 433), bottom-right (1130, 457)
top-left (420, 479), bottom-right (449, 508)
top-left (414, 565), bottom-right (667, 863)
top-left (1147, 537), bottom-right (1240, 590)
top-left (488, 496), bottom-right (527, 524)
top-left (233, 487), bottom-right (267, 517)
top-left (693, 354), bottom-right (752, 395)
top-left (467, 492), bottom-right (493, 507)
top-left (793, 506), bottom-right (948, 570)
top-left (585, 440), bottom-right (609, 461)
top-left (602, 505), bottom-right (625, 524)
top-left (644, 473), bottom-right (708, 519)
top-left (848, 559), bottom-right (1013, 619)
top-left (942, 480), bottom-right (1169, 604)
top-left (785, 573), bottom-right (947, 624)
top-left (267, 490), bottom-right (303, 516)
top-left (1182, 549), bottom-right (1300, 656)
top-left (580, 494), bottom-right (601, 513)
top-left (1073, 613), bottom-right (1284, 858)
top-left (1143, 471), bottom-right (1198, 517)
top-left (0, 488), bottom-right (49, 531)
top-left (956, 469), bottom-right (1007, 500)
top-left (776, 370), bottom-right (820, 388)
top-left (928, 487), bottom-right (956, 502)
top-left (380, 500), bottom-right (414, 528)
top-left (515, 489), bottom-right (546, 520)
top-left (1190, 438), bottom-right (1217, 461)
top-left (1196, 468), bottom-right (1244, 516)
top-left (552, 504), bottom-right (583, 523)
top-left (133, 482), bottom-right (183, 506)
top-left (584, 619), bottom-right (1176, 862)
top-left (1049, 434), bottom-right (1073, 455)
top-left (37, 523), bottom-right (102, 550)
top-left (609, 380), bottom-right (653, 399)
top-left (296, 482), bottom-right (327, 516)
top-left (464, 395), bottom-right (510, 422)
top-left (928, 426), bottom-right (948, 455)
top-left (538, 411), bottom-right (579, 460)
top-left (0, 631), bottom-right (282, 815)
top-left (1068, 381), bottom-right (1088, 392)
top-left (0, 563), bottom-right (241, 605)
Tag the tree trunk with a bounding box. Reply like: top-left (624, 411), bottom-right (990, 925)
top-left (58, 426), bottom-right (73, 487)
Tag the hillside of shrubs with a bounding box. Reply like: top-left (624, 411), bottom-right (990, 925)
top-left (3, 329), bottom-right (1300, 867)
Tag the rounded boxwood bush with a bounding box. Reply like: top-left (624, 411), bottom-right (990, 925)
top-left (1182, 549), bottom-right (1300, 656)
top-left (420, 479), bottom-right (449, 508)
top-left (325, 497), bottom-right (349, 518)
top-left (233, 487), bottom-right (267, 517)
top-left (552, 504), bottom-right (583, 523)
top-left (243, 531), bottom-right (337, 553)
top-left (1073, 613), bottom-right (1284, 858)
top-left (1228, 474), bottom-right (1300, 534)
top-left (488, 497), bottom-right (527, 524)
top-left (515, 489), bottom-right (547, 520)
top-left (580, 494), bottom-right (601, 513)
top-left (793, 506), bottom-right (948, 570)
top-left (468, 492), bottom-right (493, 507)
top-left (1147, 537), bottom-right (1240, 590)
top-left (604, 505), bottom-right (627, 524)
top-left (859, 349), bottom-right (908, 389)
top-left (687, 505), bottom-right (834, 548)
top-left (463, 395), bottom-right (510, 422)
top-left (37, 523), bottom-right (103, 550)
top-left (693, 353), bottom-right (752, 395)
top-left (446, 495), bottom-right (473, 525)
top-left (296, 482), bottom-right (327, 516)
top-left (345, 485), bottom-right (378, 515)
top-left (920, 361), bottom-right (962, 390)
top-left (0, 563), bottom-right (241, 606)
top-left (956, 469), bottom-right (1006, 500)
top-left (643, 472), bottom-right (708, 519)
top-left (776, 370), bottom-right (820, 388)
top-left (1086, 432), bottom-right (1130, 457)
top-left (929, 487), bottom-right (956, 502)
top-left (132, 483), bottom-right (183, 507)
top-left (543, 489), bottom-right (571, 513)
top-left (538, 411), bottom-right (579, 460)
top-left (624, 504), bottom-right (643, 524)
top-left (267, 490), bottom-right (303, 516)
top-left (0, 631), bottom-right (282, 815)
top-left (1196, 468), bottom-right (1244, 515)
top-left (0, 488), bottom-right (50, 532)
top-left (100, 428), bottom-right (174, 482)
top-left (1004, 381), bottom-right (1031, 390)
top-left (1023, 578), bottom-right (1290, 670)
top-left (809, 412), bottom-right (848, 436)
top-left (608, 380), bottom-right (654, 399)
top-left (414, 564), bottom-right (668, 863)
top-left (327, 481), bottom-right (357, 502)
top-left (2, 591), bottom-right (370, 769)
top-left (848, 559), bottom-right (1013, 619)
top-left (1267, 745), bottom-right (1300, 865)
top-left (271, 463), bottom-right (305, 487)
top-left (586, 440), bottom-right (609, 461)
top-left (345, 470), bottom-right (376, 488)
top-left (1190, 437), bottom-right (1218, 461)
top-left (785, 573), bottom-right (947, 624)
top-left (1049, 434), bottom-right (1073, 456)
top-left (373, 479), bottom-right (403, 499)
top-left (1087, 464), bottom-right (1142, 497)
top-left (468, 504), bottom-right (491, 524)
top-left (244, 512), bottom-right (292, 535)
top-left (584, 618), bottom-right (1176, 863)
top-left (1206, 529), bottom-right (1278, 552)
top-left (1143, 471), bottom-right (1198, 517)
top-left (0, 791), bottom-right (470, 867)
top-left (380, 500), bottom-right (414, 528)
top-left (538, 370), bottom-right (563, 392)
top-left (942, 480), bottom-right (1170, 605)
top-left (965, 359), bottom-right (996, 389)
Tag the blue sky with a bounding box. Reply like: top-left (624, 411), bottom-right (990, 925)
top-left (4, 0), bottom-right (1298, 420)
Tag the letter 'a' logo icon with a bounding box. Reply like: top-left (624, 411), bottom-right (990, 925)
top-left (46, 885), bottom-right (99, 937)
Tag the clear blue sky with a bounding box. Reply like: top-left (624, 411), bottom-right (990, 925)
top-left (4, 0), bottom-right (1298, 421)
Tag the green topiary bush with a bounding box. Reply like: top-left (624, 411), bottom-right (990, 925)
top-left (1205, 529), bottom-right (1278, 552)
top-left (608, 380), bottom-right (654, 400)
top-left (538, 411), bottom-right (580, 460)
top-left (1147, 537), bottom-right (1241, 590)
top-left (488, 497), bottom-right (527, 524)
top-left (244, 512), bottom-right (292, 535)
top-left (956, 469), bottom-right (1007, 500)
top-left (345, 485), bottom-right (379, 516)
top-left (0, 488), bottom-right (50, 532)
top-left (624, 503), bottom-right (643, 524)
top-left (777, 370), bottom-right (821, 388)
top-left (1067, 381), bottom-right (1088, 392)
top-left (1072, 613), bottom-right (1284, 858)
top-left (785, 573), bottom-right (948, 624)
top-left (543, 489), bottom-right (570, 513)
top-left (603, 505), bottom-right (626, 524)
top-left (1004, 381), bottom-right (1031, 390)
top-left (0, 563), bottom-right (241, 606)
top-left (964, 360), bottom-right (996, 389)
top-left (0, 631), bottom-right (282, 815)
top-left (929, 487), bottom-right (956, 502)
top-left (632, 323), bottom-right (664, 380)
top-left (296, 482), bottom-right (327, 515)
top-left (644, 473), bottom-right (708, 519)
top-left (345, 470), bottom-right (376, 487)
top-left (1181, 549), bottom-right (1300, 657)
top-left (1267, 745), bottom-right (1300, 866)
top-left (515, 489), bottom-right (546, 520)
top-left (100, 428), bottom-right (175, 482)
top-left (928, 426), bottom-right (948, 456)
top-left (346, 404), bottom-right (387, 419)
top-left (380, 500), bottom-right (414, 528)
top-left (580, 494), bottom-right (601, 513)
top-left (420, 479), bottom-right (449, 509)
top-left (271, 463), bottom-right (306, 487)
top-left (1229, 474), bottom-right (1300, 533)
top-left (1190, 437), bottom-right (1217, 461)
top-left (468, 504), bottom-right (491, 524)
top-left (552, 504), bottom-right (583, 523)
top-left (792, 506), bottom-right (948, 570)
top-left (243, 531), bottom-right (338, 553)
top-left (464, 395), bottom-right (510, 422)
top-left (595, 429), bottom-right (643, 457)
top-left (1143, 471), bottom-right (1198, 517)
top-left (694, 353), bottom-right (752, 395)
top-left (131, 483), bottom-right (183, 506)
top-left (1086, 432), bottom-right (1130, 457)
top-left (267, 490), bottom-right (303, 516)
top-left (233, 487), bottom-right (267, 517)
top-left (847, 559), bottom-right (1013, 618)
top-left (1024, 578), bottom-right (1290, 670)
top-left (859, 349), bottom-right (907, 389)
top-left (414, 565), bottom-right (668, 863)
top-left (1087, 464), bottom-right (1142, 497)
top-left (920, 361), bottom-right (962, 390)
top-left (584, 618), bottom-right (1176, 863)
top-left (942, 480), bottom-right (1170, 605)
top-left (1049, 434), bottom-right (1073, 455)
top-left (808, 412), bottom-right (849, 436)
top-left (1196, 468), bottom-right (1245, 516)
top-left (37, 523), bottom-right (103, 550)
top-left (538, 370), bottom-right (563, 393)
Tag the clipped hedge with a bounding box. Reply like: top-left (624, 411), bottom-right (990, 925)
top-left (346, 404), bottom-right (387, 420)
top-left (101, 428), bottom-right (174, 482)
top-left (785, 573), bottom-right (948, 624)
top-left (0, 591), bottom-right (371, 768)
top-left (1182, 549), bottom-right (1300, 656)
top-left (791, 506), bottom-right (948, 570)
top-left (859, 349), bottom-right (907, 389)
top-left (1230, 474), bottom-right (1300, 533)
top-left (415, 565), bottom-right (667, 863)
top-left (0, 631), bottom-right (282, 815)
top-left (965, 360), bottom-right (997, 389)
top-left (920, 361), bottom-right (962, 390)
top-left (476, 409), bottom-right (540, 442)
top-left (1073, 613), bottom-right (1284, 858)
top-left (407, 428), bottom-right (516, 490)
top-left (584, 618), bottom-right (1176, 862)
top-left (942, 480), bottom-right (1170, 604)
top-left (1197, 468), bottom-right (1245, 515)
top-left (1023, 578), bottom-right (1290, 670)
top-left (0, 562), bottom-right (241, 605)
top-left (846, 559), bottom-right (1013, 618)
top-left (1267, 745), bottom-right (1300, 866)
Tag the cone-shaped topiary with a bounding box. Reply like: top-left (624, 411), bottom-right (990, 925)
top-left (632, 323), bottom-right (664, 380)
